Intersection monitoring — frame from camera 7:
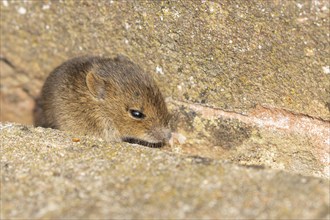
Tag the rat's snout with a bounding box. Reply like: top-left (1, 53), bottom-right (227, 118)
top-left (149, 127), bottom-right (172, 143)
top-left (163, 128), bottom-right (172, 141)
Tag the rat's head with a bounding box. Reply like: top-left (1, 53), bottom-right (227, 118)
top-left (86, 56), bottom-right (171, 147)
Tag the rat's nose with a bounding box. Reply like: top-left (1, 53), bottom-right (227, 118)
top-left (163, 128), bottom-right (172, 142)
top-left (151, 127), bottom-right (172, 142)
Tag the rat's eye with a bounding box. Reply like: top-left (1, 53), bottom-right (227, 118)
top-left (129, 109), bottom-right (145, 120)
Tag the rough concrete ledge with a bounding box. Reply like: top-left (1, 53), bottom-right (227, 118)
top-left (1, 123), bottom-right (329, 219)
top-left (166, 99), bottom-right (330, 179)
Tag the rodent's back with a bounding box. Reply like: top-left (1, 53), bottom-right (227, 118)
top-left (36, 56), bottom-right (171, 146)
top-left (37, 56), bottom-right (96, 129)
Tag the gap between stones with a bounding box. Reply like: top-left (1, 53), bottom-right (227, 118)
top-left (167, 98), bottom-right (330, 178)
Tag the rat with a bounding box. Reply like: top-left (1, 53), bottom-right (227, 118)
top-left (34, 55), bottom-right (171, 147)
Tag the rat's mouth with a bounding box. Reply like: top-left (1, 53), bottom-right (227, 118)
top-left (122, 137), bottom-right (164, 148)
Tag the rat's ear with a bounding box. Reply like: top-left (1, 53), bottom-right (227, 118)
top-left (86, 71), bottom-right (105, 99)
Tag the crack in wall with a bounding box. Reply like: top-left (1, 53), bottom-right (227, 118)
top-left (167, 98), bottom-right (330, 146)
top-left (0, 56), bottom-right (17, 70)
top-left (0, 56), bottom-right (36, 100)
top-left (168, 98), bottom-right (330, 176)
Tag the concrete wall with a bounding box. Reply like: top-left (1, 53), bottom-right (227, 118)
top-left (1, 1), bottom-right (329, 218)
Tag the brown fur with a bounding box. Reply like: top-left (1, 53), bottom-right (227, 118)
top-left (35, 55), bottom-right (171, 146)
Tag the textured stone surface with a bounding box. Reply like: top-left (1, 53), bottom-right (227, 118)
top-left (1, 0), bottom-right (329, 122)
top-left (1, 1), bottom-right (330, 218)
top-left (166, 100), bottom-right (330, 178)
top-left (1, 0), bottom-right (329, 177)
top-left (1, 123), bottom-right (329, 219)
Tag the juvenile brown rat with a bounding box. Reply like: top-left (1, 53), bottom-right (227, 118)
top-left (35, 55), bottom-right (171, 147)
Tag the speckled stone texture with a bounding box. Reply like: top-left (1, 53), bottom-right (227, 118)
top-left (1, 1), bottom-right (329, 122)
top-left (1, 123), bottom-right (329, 219)
top-left (1, 0), bottom-right (329, 178)
top-left (1, 1), bottom-right (330, 219)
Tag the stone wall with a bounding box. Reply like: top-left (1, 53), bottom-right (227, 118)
top-left (1, 1), bottom-right (329, 122)
top-left (1, 123), bottom-right (329, 219)
top-left (1, 1), bottom-right (329, 218)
